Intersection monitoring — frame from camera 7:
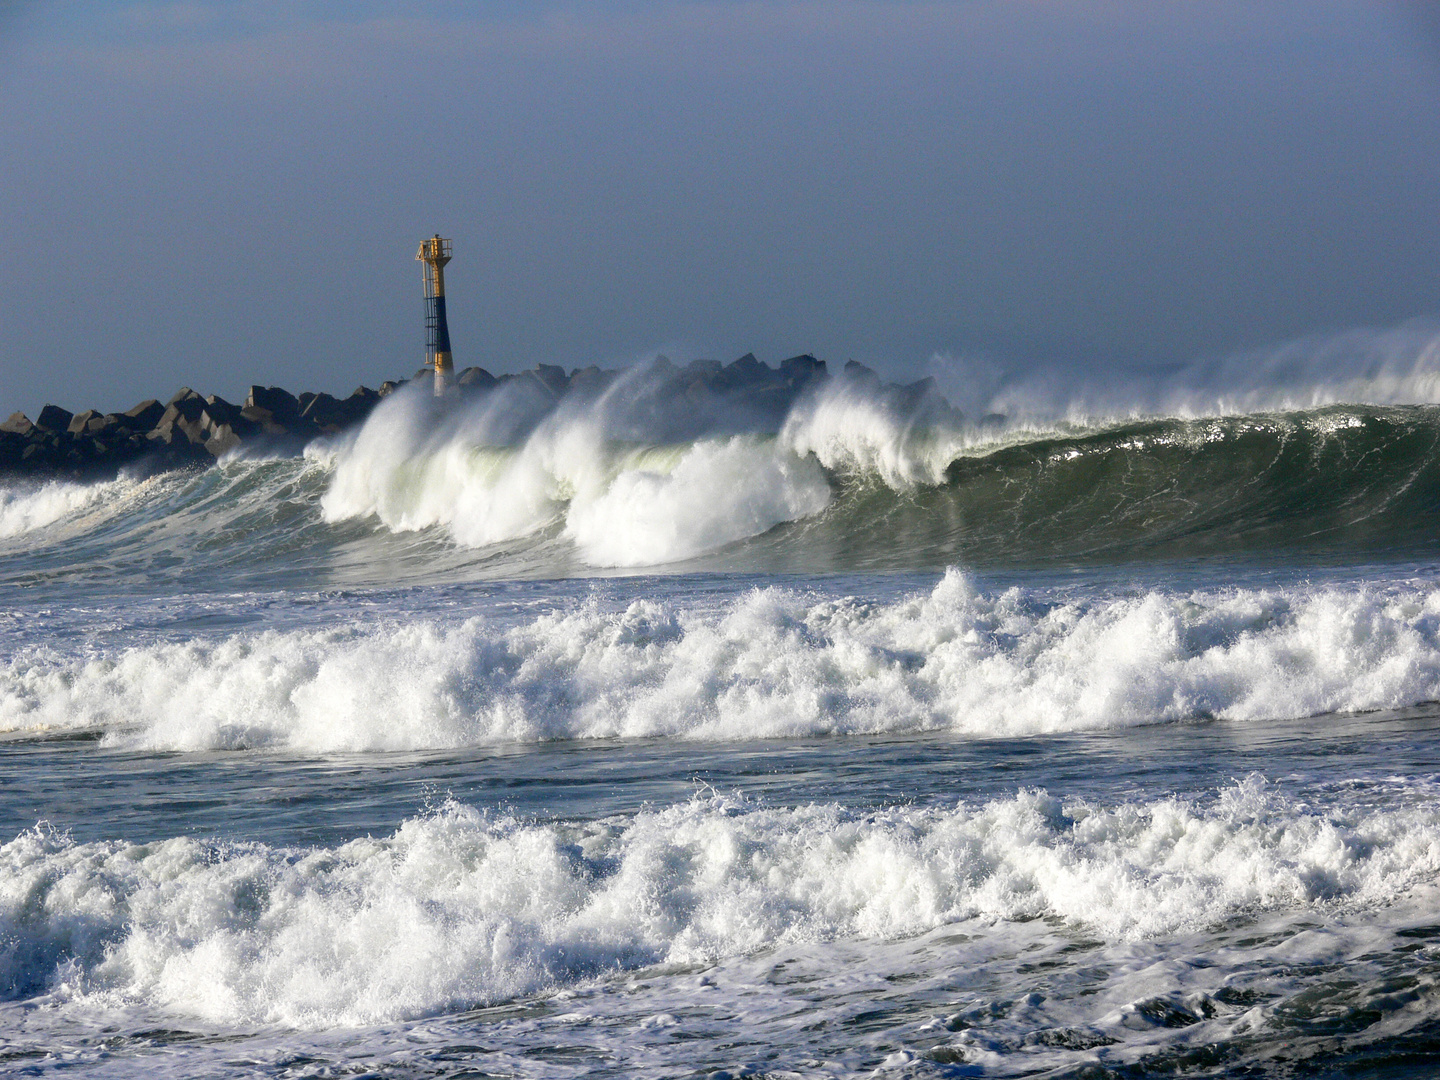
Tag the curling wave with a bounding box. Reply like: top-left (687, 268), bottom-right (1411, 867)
top-left (315, 333), bottom-right (1440, 569)
top-left (0, 475), bottom-right (141, 539)
top-left (10, 327), bottom-right (1440, 588)
top-left (311, 373), bottom-right (1440, 570)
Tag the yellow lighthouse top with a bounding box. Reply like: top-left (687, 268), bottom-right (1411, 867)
top-left (417, 235), bottom-right (452, 266)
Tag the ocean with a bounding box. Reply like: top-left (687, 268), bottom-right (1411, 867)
top-left (4, 347), bottom-right (1440, 1077)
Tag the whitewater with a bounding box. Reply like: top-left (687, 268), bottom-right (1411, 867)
top-left (5, 326), bottom-right (1440, 1077)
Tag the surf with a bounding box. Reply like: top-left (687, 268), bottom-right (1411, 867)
top-left (8, 324), bottom-right (1440, 591)
top-left (6, 570), bottom-right (1440, 751)
top-left (5, 779), bottom-right (1436, 1027)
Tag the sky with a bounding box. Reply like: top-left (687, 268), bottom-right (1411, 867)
top-left (3, 0), bottom-right (1440, 416)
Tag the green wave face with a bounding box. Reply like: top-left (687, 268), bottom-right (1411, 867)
top-left (770, 405), bottom-right (1440, 571)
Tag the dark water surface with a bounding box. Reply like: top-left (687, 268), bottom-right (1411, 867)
top-left (6, 706), bottom-right (1440, 849)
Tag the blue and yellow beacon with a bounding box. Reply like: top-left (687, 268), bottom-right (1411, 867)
top-left (416, 235), bottom-right (454, 396)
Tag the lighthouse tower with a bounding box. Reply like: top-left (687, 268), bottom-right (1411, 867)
top-left (416, 235), bottom-right (454, 395)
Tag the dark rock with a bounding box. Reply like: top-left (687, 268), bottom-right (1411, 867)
top-left (239, 405), bottom-right (293, 435)
top-left (329, 391), bottom-right (379, 427)
top-left (142, 433), bottom-right (207, 470)
top-left (163, 392), bottom-right (207, 424)
top-left (1, 412), bottom-right (33, 436)
top-left (155, 405), bottom-right (207, 444)
top-left (205, 424), bottom-right (244, 458)
top-left (299, 391), bottom-right (336, 415)
top-left (904, 376), bottom-right (938, 397)
top-left (780, 354), bottom-right (827, 385)
top-left (157, 406), bottom-right (200, 440)
top-left (0, 433), bottom-right (22, 469)
top-left (522, 364), bottom-right (570, 397)
top-left (200, 397), bottom-right (245, 432)
top-left (67, 409), bottom-right (102, 435)
top-left (686, 359), bottom-right (722, 379)
top-left (456, 367), bottom-right (497, 391)
top-left (124, 399), bottom-right (165, 429)
top-left (204, 394), bottom-right (241, 419)
top-left (0, 351), bottom-right (843, 479)
top-left (713, 353), bottom-right (779, 392)
top-left (537, 364), bottom-right (570, 394)
top-left (36, 405), bottom-right (74, 433)
top-left (842, 360), bottom-right (880, 385)
top-left (567, 366), bottom-right (614, 395)
top-left (300, 392), bottom-right (347, 429)
top-left (245, 385), bottom-right (301, 419)
top-left (178, 416), bottom-right (209, 444)
top-left (747, 384), bottom-right (800, 415)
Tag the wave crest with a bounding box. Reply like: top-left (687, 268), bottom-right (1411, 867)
top-left (0, 477), bottom-right (136, 540)
top-left (314, 326), bottom-right (1440, 568)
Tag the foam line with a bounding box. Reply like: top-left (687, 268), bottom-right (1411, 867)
top-left (3, 780), bottom-right (1435, 1027)
top-left (5, 572), bottom-right (1440, 751)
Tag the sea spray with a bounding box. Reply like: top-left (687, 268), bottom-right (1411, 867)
top-left (8, 327), bottom-right (1440, 1077)
top-left (314, 349), bottom-right (1440, 568)
top-left (562, 436), bottom-right (830, 565)
top-left (931, 317), bottom-right (1440, 423)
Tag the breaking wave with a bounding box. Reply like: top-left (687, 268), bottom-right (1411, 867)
top-left (312, 391), bottom-right (1440, 572)
top-left (9, 323), bottom-right (1440, 587)
top-left (6, 572), bottom-right (1440, 751)
top-left (317, 382), bottom-right (832, 567)
top-left (4, 780), bottom-right (1436, 1027)
top-left (0, 476), bottom-right (138, 539)
top-left (305, 325), bottom-right (1440, 569)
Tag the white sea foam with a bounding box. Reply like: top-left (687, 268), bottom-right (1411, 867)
top-left (779, 376), bottom-right (964, 487)
top-left (781, 320), bottom-right (1440, 486)
top-left (4, 572), bottom-right (1440, 751)
top-left (3, 780), bottom-right (1435, 1027)
top-left (319, 382), bottom-right (831, 565)
top-left (0, 478), bottom-right (129, 539)
top-left (562, 436), bottom-right (830, 565)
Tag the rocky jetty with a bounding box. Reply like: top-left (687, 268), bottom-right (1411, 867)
top-left (0, 383), bottom-right (385, 480)
top-left (0, 354), bottom-right (839, 481)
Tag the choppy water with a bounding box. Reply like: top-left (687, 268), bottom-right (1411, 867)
top-left (5, 333), bottom-right (1440, 1077)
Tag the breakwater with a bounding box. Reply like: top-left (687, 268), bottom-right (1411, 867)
top-left (0, 354), bottom-right (833, 479)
